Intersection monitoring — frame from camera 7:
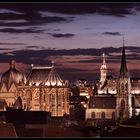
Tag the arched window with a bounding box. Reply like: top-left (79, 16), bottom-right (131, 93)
top-left (58, 94), bottom-right (62, 106)
top-left (26, 90), bottom-right (32, 100)
top-left (119, 99), bottom-right (125, 118)
top-left (91, 112), bottom-right (95, 119)
top-left (121, 99), bottom-right (125, 109)
top-left (26, 90), bottom-right (32, 110)
top-left (52, 94), bottom-right (55, 106)
top-left (101, 112), bottom-right (105, 119)
top-left (121, 83), bottom-right (124, 93)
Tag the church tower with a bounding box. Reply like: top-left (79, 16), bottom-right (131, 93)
top-left (116, 38), bottom-right (132, 119)
top-left (100, 53), bottom-right (107, 86)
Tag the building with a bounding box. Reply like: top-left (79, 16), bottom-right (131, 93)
top-left (86, 40), bottom-right (140, 123)
top-left (0, 60), bottom-right (70, 117)
top-left (76, 79), bottom-right (93, 99)
top-left (100, 53), bottom-right (107, 87)
top-left (69, 79), bottom-right (92, 120)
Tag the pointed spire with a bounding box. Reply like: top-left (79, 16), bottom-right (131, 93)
top-left (123, 36), bottom-right (125, 47)
top-left (100, 52), bottom-right (107, 86)
top-left (51, 60), bottom-right (54, 68)
top-left (102, 52), bottom-right (106, 65)
top-left (9, 60), bottom-right (15, 69)
top-left (120, 37), bottom-right (129, 78)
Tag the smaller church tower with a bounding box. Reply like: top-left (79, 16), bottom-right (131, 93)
top-left (116, 38), bottom-right (132, 120)
top-left (100, 53), bottom-right (107, 86)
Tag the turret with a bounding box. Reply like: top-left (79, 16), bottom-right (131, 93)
top-left (100, 53), bottom-right (107, 86)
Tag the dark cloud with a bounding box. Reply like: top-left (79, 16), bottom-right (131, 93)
top-left (0, 47), bottom-right (13, 50)
top-left (0, 46), bottom-right (135, 63)
top-left (0, 42), bottom-right (26, 45)
top-left (0, 28), bottom-right (43, 33)
top-left (0, 3), bottom-right (138, 19)
top-left (0, 11), bottom-right (70, 27)
top-left (49, 33), bottom-right (75, 38)
top-left (26, 46), bottom-right (41, 49)
top-left (0, 46), bottom-right (139, 83)
top-left (53, 29), bottom-right (61, 31)
top-left (25, 46), bottom-right (46, 50)
top-left (102, 32), bottom-right (122, 36)
top-left (0, 46), bottom-right (136, 64)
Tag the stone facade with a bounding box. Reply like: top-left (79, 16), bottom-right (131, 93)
top-left (86, 43), bottom-right (140, 121)
top-left (0, 61), bottom-right (70, 117)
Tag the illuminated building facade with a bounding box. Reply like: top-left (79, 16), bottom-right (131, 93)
top-left (100, 53), bottom-right (107, 87)
top-left (0, 60), bottom-right (70, 117)
top-left (116, 40), bottom-right (132, 119)
top-left (86, 41), bottom-right (140, 121)
top-left (76, 79), bottom-right (93, 99)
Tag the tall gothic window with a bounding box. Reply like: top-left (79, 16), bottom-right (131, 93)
top-left (52, 94), bottom-right (55, 106)
top-left (125, 83), bottom-right (128, 93)
top-left (26, 90), bottom-right (32, 100)
top-left (101, 112), bottom-right (105, 119)
top-left (121, 83), bottom-right (124, 93)
top-left (91, 112), bottom-right (95, 119)
top-left (58, 94), bottom-right (62, 107)
top-left (26, 90), bottom-right (32, 110)
top-left (121, 99), bottom-right (125, 109)
top-left (119, 99), bottom-right (125, 118)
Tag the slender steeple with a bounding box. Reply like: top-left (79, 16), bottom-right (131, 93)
top-left (100, 52), bottom-right (107, 86)
top-left (116, 37), bottom-right (132, 119)
top-left (120, 37), bottom-right (129, 78)
top-left (103, 53), bottom-right (106, 65)
top-left (9, 60), bottom-right (16, 69)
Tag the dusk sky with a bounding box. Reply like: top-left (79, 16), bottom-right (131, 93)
top-left (0, 2), bottom-right (140, 83)
top-left (0, 3), bottom-right (140, 50)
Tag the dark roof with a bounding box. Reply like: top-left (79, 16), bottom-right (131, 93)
top-left (132, 95), bottom-right (140, 108)
top-left (27, 66), bottom-right (65, 86)
top-left (88, 95), bottom-right (116, 109)
top-left (131, 77), bottom-right (140, 80)
top-left (27, 67), bottom-right (51, 84)
top-left (1, 67), bottom-right (25, 89)
top-left (70, 96), bottom-right (88, 101)
top-left (0, 111), bottom-right (50, 124)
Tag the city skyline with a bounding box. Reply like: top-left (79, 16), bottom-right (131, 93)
top-left (1, 3), bottom-right (140, 137)
top-left (0, 3), bottom-right (140, 50)
top-left (0, 3), bottom-right (140, 83)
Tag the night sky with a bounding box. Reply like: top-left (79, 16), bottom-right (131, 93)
top-left (0, 2), bottom-right (140, 83)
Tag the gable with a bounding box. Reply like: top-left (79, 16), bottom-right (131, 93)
top-left (9, 83), bottom-right (17, 92)
top-left (0, 83), bottom-right (7, 92)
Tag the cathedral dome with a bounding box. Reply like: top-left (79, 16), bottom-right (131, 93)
top-left (45, 67), bottom-right (64, 86)
top-left (1, 60), bottom-right (26, 88)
